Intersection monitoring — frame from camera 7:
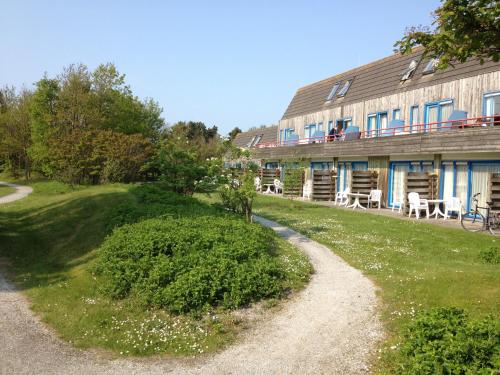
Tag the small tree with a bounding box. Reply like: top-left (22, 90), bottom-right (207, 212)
top-left (395, 0), bottom-right (500, 68)
top-left (219, 170), bottom-right (257, 222)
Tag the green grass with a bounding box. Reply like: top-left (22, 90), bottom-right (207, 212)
top-left (0, 182), bottom-right (311, 357)
top-left (0, 185), bottom-right (16, 198)
top-left (248, 195), bottom-right (499, 373)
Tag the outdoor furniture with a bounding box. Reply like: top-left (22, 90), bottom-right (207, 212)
top-left (284, 134), bottom-right (299, 146)
top-left (347, 192), bottom-right (370, 210)
top-left (311, 130), bottom-right (326, 143)
top-left (367, 189), bottom-right (382, 209)
top-left (386, 119), bottom-right (405, 136)
top-left (343, 126), bottom-right (361, 141)
top-left (274, 178), bottom-right (283, 194)
top-left (335, 187), bottom-right (350, 206)
top-left (443, 197), bottom-right (462, 220)
top-left (442, 110), bottom-right (468, 130)
top-left (391, 201), bottom-right (403, 213)
top-left (254, 176), bottom-right (261, 191)
top-left (427, 199), bottom-right (446, 219)
top-left (262, 183), bottom-right (273, 194)
top-left (303, 180), bottom-right (312, 199)
top-left (408, 192), bottom-right (430, 219)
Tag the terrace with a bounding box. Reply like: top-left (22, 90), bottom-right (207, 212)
top-left (253, 116), bottom-right (500, 159)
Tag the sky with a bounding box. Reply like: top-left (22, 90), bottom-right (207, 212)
top-left (0, 0), bottom-right (440, 134)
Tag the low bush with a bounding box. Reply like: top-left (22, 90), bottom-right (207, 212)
top-left (398, 307), bottom-right (500, 374)
top-left (95, 215), bottom-right (290, 314)
top-left (479, 247), bottom-right (500, 265)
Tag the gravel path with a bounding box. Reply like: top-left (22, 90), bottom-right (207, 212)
top-left (0, 209), bottom-right (383, 374)
top-left (0, 181), bottom-right (33, 204)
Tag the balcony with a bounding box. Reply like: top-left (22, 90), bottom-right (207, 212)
top-left (253, 116), bottom-right (500, 160)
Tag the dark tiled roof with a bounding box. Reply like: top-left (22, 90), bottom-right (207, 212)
top-left (233, 125), bottom-right (278, 148)
top-left (282, 50), bottom-right (500, 120)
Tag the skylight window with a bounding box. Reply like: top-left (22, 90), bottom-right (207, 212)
top-left (253, 134), bottom-right (263, 146)
top-left (423, 58), bottom-right (439, 75)
top-left (326, 82), bottom-right (341, 101)
top-left (401, 59), bottom-right (418, 81)
top-left (246, 136), bottom-right (257, 148)
top-left (337, 79), bottom-right (353, 97)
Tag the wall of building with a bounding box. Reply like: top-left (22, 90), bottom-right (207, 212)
top-left (278, 71), bottom-right (500, 139)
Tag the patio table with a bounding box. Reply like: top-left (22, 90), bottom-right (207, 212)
top-left (427, 199), bottom-right (445, 218)
top-left (262, 183), bottom-right (274, 194)
top-left (347, 193), bottom-right (370, 210)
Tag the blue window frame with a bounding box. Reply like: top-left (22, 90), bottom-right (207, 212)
top-left (311, 161), bottom-right (333, 171)
top-left (327, 120), bottom-right (334, 132)
top-left (366, 111), bottom-right (388, 137)
top-left (409, 105), bottom-right (419, 132)
top-left (282, 128), bottom-right (295, 143)
top-left (424, 99), bottom-right (454, 131)
top-left (388, 160), bottom-right (434, 206)
top-left (304, 124), bottom-right (316, 139)
top-left (483, 91), bottom-right (500, 125)
top-left (336, 117), bottom-right (352, 133)
top-left (392, 108), bottom-right (401, 120)
top-left (336, 161), bottom-right (368, 192)
top-left (265, 162), bottom-right (279, 169)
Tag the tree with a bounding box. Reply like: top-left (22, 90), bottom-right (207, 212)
top-left (395, 0), bottom-right (500, 68)
top-left (228, 126), bottom-right (242, 140)
top-left (219, 170), bottom-right (257, 222)
top-left (0, 87), bottom-right (33, 178)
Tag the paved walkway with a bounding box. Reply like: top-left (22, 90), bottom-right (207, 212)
top-left (0, 182), bottom-right (33, 204)
top-left (0, 214), bottom-right (382, 374)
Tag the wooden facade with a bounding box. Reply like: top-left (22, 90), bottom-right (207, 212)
top-left (233, 51), bottom-right (500, 210)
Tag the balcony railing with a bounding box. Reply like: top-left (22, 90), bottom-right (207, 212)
top-left (255, 116), bottom-right (500, 149)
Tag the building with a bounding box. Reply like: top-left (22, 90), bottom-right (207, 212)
top-left (248, 49), bottom-right (500, 211)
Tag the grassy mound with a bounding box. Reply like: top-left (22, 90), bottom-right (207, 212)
top-left (95, 216), bottom-right (288, 313)
top-left (0, 182), bottom-right (312, 356)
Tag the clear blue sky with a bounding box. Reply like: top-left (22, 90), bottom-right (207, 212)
top-left (1, 0), bottom-right (440, 134)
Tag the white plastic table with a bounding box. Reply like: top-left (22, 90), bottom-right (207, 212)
top-left (263, 184), bottom-right (273, 194)
top-left (347, 193), bottom-right (370, 210)
top-left (427, 199), bottom-right (445, 218)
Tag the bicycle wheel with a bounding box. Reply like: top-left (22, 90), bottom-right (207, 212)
top-left (488, 213), bottom-right (500, 236)
top-left (461, 212), bottom-right (485, 232)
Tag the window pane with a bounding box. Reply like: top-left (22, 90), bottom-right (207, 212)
top-left (456, 163), bottom-right (468, 208)
top-left (427, 106), bottom-right (438, 131)
top-left (470, 163), bottom-right (500, 215)
top-left (440, 103), bottom-right (454, 124)
top-left (442, 163), bottom-right (454, 200)
top-left (392, 164), bottom-right (410, 205)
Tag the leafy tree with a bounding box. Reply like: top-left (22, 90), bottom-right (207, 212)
top-left (228, 126), bottom-right (242, 140)
top-left (395, 0), bottom-right (500, 68)
top-left (0, 87), bottom-right (33, 178)
top-left (29, 77), bottom-right (60, 176)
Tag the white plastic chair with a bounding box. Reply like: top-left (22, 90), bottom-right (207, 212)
top-left (408, 192), bottom-right (429, 219)
top-left (254, 176), bottom-right (261, 192)
top-left (368, 189), bottom-right (382, 209)
top-left (303, 180), bottom-right (312, 200)
top-left (335, 187), bottom-right (350, 206)
top-left (273, 178), bottom-right (283, 194)
top-left (444, 197), bottom-right (462, 220)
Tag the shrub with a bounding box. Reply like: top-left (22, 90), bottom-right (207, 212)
top-left (398, 307), bottom-right (500, 374)
top-left (95, 216), bottom-right (287, 314)
top-left (479, 247), bottom-right (500, 265)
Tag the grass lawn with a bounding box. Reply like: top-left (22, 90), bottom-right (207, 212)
top-left (250, 195), bottom-right (499, 373)
top-left (0, 184), bottom-right (16, 198)
top-left (0, 182), bottom-right (311, 357)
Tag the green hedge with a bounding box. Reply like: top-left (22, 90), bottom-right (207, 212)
top-left (95, 216), bottom-right (288, 313)
top-left (398, 307), bottom-right (499, 374)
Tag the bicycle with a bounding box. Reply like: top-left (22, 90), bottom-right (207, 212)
top-left (461, 193), bottom-right (500, 235)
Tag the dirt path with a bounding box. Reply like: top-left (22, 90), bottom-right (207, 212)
top-left (0, 214), bottom-right (383, 374)
top-left (0, 181), bottom-right (33, 204)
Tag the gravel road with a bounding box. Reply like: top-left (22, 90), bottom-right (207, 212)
top-left (0, 189), bottom-right (383, 375)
